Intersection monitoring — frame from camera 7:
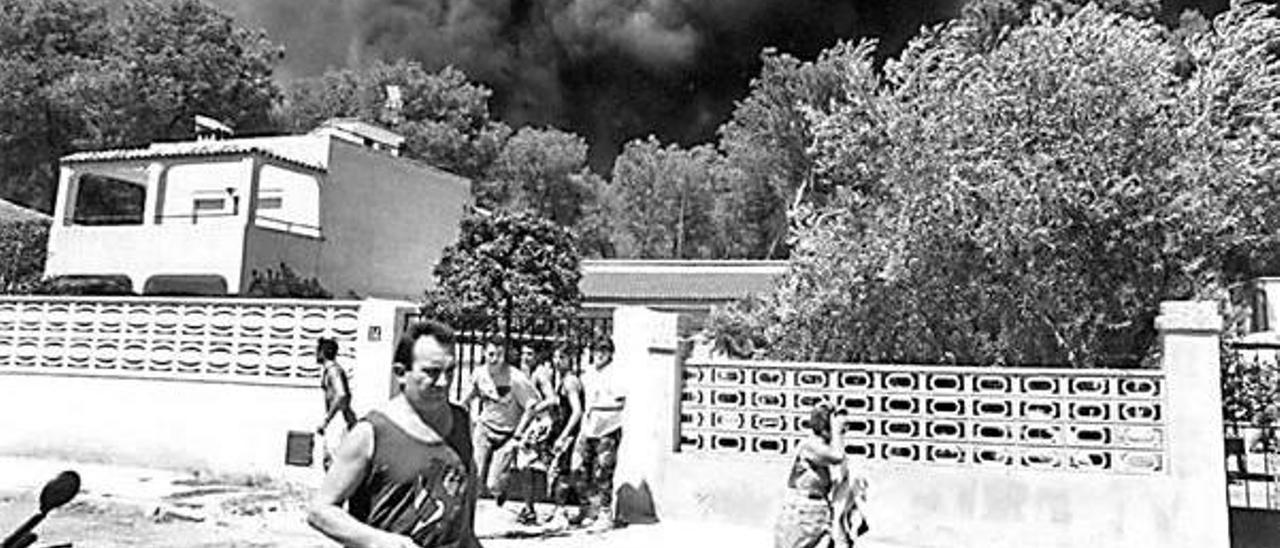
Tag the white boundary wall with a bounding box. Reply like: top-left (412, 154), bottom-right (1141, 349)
top-left (0, 296), bottom-right (414, 478)
top-left (613, 302), bottom-right (1228, 548)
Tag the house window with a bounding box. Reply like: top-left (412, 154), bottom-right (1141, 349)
top-left (1254, 289), bottom-right (1269, 333)
top-left (72, 174), bottom-right (144, 225)
top-left (193, 198), bottom-right (226, 212)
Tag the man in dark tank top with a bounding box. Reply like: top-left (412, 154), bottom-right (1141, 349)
top-left (308, 320), bottom-right (481, 548)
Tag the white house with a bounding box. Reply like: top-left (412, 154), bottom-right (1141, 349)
top-left (45, 120), bottom-right (471, 299)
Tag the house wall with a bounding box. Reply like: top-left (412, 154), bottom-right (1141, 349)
top-left (45, 222), bottom-right (247, 293)
top-left (161, 161), bottom-right (248, 219)
top-left (255, 164), bottom-right (320, 229)
top-left (46, 162), bottom-right (253, 292)
top-left (310, 139), bottom-right (471, 299)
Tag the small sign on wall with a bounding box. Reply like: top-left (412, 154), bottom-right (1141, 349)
top-left (368, 326), bottom-right (382, 342)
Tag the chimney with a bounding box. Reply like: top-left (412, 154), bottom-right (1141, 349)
top-left (194, 115), bottom-right (233, 141)
top-left (383, 85), bottom-right (404, 126)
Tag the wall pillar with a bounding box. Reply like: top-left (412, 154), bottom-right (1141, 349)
top-left (240, 156), bottom-right (260, 222)
top-left (52, 167), bottom-right (79, 226)
top-left (612, 306), bottom-right (682, 524)
top-left (145, 162), bottom-right (169, 225)
top-left (350, 299), bottom-right (417, 417)
top-left (1156, 300), bottom-right (1228, 548)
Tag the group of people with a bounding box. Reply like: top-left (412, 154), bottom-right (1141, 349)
top-left (459, 338), bottom-right (625, 529)
top-left (307, 321), bottom-right (625, 548)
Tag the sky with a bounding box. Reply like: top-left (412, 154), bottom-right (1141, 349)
top-left (206, 0), bottom-right (1234, 173)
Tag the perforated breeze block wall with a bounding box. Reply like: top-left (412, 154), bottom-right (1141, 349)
top-left (681, 362), bottom-right (1165, 472)
top-left (666, 360), bottom-right (1188, 548)
top-left (0, 296), bottom-right (367, 476)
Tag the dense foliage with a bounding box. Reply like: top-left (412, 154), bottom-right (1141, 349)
top-left (481, 126), bottom-right (599, 228)
top-left (0, 0), bottom-right (281, 212)
top-left (598, 137), bottom-right (724, 259)
top-left (709, 4), bottom-right (1280, 367)
top-left (275, 60), bottom-right (510, 181)
top-left (422, 211), bottom-right (582, 321)
top-left (0, 220), bottom-right (49, 294)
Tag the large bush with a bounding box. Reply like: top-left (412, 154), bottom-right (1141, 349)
top-left (709, 4), bottom-right (1280, 367)
top-left (422, 210), bottom-right (581, 322)
top-left (0, 220), bottom-right (48, 293)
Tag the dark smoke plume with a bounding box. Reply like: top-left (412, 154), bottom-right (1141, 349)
top-left (208, 0), bottom-right (1236, 172)
top-left (206, 0), bottom-right (967, 170)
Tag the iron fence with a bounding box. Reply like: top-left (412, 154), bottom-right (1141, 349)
top-left (1225, 421), bottom-right (1280, 510)
top-left (1223, 340), bottom-right (1280, 510)
top-left (402, 312), bottom-right (614, 399)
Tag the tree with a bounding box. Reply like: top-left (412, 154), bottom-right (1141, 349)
top-left (422, 210), bottom-right (582, 322)
top-left (0, 0), bottom-right (282, 212)
top-left (0, 220), bottom-right (49, 294)
top-left (0, 0), bottom-right (111, 211)
top-left (275, 60), bottom-right (511, 180)
top-left (481, 126), bottom-right (597, 227)
top-left (601, 136), bottom-right (723, 259)
top-left (959, 0), bottom-right (1161, 51)
top-left (716, 45), bottom-right (861, 259)
top-left (89, 0), bottom-right (283, 144)
top-left (709, 4), bottom-right (1280, 368)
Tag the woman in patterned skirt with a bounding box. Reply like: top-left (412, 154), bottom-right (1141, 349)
top-left (774, 403), bottom-right (850, 548)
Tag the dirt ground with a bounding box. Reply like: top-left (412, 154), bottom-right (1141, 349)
top-left (0, 488), bottom-right (729, 548)
top-left (0, 487), bottom-right (328, 548)
top-left (0, 455), bottom-right (774, 548)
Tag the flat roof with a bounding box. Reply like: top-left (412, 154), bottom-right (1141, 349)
top-left (317, 118), bottom-right (406, 146)
top-left (580, 259), bottom-right (787, 302)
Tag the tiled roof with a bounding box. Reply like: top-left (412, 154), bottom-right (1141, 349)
top-left (579, 260), bottom-right (787, 302)
top-left (61, 140), bottom-right (326, 173)
top-left (0, 198), bottom-right (51, 223)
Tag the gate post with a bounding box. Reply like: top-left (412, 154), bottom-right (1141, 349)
top-left (351, 299), bottom-right (418, 416)
top-left (1157, 300), bottom-right (1228, 548)
top-left (612, 306), bottom-right (682, 524)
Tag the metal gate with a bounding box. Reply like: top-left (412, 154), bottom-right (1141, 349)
top-left (401, 311), bottom-right (614, 398)
top-left (1223, 341), bottom-right (1280, 511)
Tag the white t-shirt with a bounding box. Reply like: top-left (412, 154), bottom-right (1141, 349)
top-left (581, 363), bottom-right (625, 438)
top-left (471, 366), bottom-right (537, 434)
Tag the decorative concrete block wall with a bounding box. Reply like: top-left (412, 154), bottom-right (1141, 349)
top-left (614, 302), bottom-right (1229, 548)
top-left (0, 296), bottom-right (415, 477)
top-left (680, 362), bottom-right (1166, 474)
